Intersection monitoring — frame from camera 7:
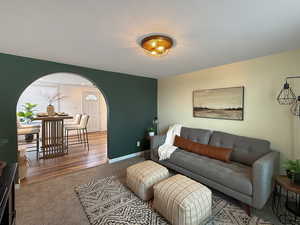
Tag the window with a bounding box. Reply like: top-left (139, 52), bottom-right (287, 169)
top-left (85, 94), bottom-right (98, 101)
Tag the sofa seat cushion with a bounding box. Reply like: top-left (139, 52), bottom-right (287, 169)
top-left (169, 149), bottom-right (253, 196)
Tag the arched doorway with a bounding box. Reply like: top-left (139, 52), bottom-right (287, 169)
top-left (16, 73), bottom-right (108, 184)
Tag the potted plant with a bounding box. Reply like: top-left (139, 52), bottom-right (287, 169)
top-left (283, 159), bottom-right (300, 185)
top-left (148, 127), bottom-right (155, 137)
top-left (17, 102), bottom-right (38, 142)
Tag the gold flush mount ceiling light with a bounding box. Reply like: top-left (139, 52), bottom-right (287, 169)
top-left (141, 35), bottom-right (173, 57)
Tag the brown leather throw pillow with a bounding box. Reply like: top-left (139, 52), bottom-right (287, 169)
top-left (173, 135), bottom-right (207, 154)
top-left (174, 135), bottom-right (232, 162)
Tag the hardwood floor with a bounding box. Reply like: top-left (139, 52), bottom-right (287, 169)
top-left (20, 131), bottom-right (107, 185)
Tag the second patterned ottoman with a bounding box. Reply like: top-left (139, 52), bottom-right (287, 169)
top-left (153, 174), bottom-right (212, 225)
top-left (126, 160), bottom-right (169, 201)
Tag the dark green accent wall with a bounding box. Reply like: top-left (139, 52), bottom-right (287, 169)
top-left (0, 53), bottom-right (157, 163)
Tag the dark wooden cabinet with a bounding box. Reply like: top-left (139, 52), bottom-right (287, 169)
top-left (0, 163), bottom-right (17, 225)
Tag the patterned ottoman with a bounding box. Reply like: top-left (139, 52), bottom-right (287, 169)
top-left (126, 160), bottom-right (169, 201)
top-left (153, 174), bottom-right (212, 225)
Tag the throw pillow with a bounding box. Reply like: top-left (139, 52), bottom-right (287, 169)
top-left (174, 135), bottom-right (232, 162)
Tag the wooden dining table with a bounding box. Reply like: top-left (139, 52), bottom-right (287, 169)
top-left (33, 115), bottom-right (73, 159)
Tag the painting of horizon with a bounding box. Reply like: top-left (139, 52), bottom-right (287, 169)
top-left (193, 87), bottom-right (244, 120)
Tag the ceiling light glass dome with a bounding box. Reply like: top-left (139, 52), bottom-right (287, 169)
top-left (141, 35), bottom-right (173, 57)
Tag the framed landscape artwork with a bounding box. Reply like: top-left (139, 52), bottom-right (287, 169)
top-left (193, 86), bottom-right (244, 120)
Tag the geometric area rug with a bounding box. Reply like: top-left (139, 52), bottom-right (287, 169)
top-left (75, 176), bottom-right (273, 225)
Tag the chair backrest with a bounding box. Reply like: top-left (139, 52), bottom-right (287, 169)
top-left (16, 116), bottom-right (22, 128)
top-left (79, 115), bottom-right (89, 129)
top-left (74, 114), bottom-right (82, 124)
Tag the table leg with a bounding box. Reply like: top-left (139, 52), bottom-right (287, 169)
top-left (60, 119), bottom-right (65, 155)
top-left (36, 132), bottom-right (39, 160)
top-left (40, 119), bottom-right (67, 159)
top-left (42, 120), bottom-right (45, 159)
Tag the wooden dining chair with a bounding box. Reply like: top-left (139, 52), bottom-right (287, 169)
top-left (65, 115), bottom-right (90, 152)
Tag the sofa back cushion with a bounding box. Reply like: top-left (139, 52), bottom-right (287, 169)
top-left (174, 135), bottom-right (233, 162)
top-left (209, 131), bottom-right (271, 166)
top-left (180, 127), bottom-right (211, 144)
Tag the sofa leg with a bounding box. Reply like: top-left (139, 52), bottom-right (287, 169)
top-left (242, 203), bottom-right (251, 217)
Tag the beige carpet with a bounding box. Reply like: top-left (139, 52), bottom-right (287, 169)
top-left (16, 156), bottom-right (281, 225)
top-left (16, 157), bottom-right (144, 225)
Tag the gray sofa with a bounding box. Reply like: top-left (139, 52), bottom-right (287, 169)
top-left (150, 127), bottom-right (280, 210)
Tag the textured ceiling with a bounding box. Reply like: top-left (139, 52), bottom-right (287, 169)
top-left (36, 73), bottom-right (94, 86)
top-left (1, 1), bottom-right (300, 78)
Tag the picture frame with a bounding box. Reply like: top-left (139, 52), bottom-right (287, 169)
top-left (193, 86), bottom-right (244, 121)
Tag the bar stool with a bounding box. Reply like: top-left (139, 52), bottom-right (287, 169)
top-left (65, 114), bottom-right (82, 143)
top-left (65, 114), bottom-right (82, 126)
top-left (65, 115), bottom-right (90, 151)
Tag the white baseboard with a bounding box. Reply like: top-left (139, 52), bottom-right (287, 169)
top-left (108, 151), bottom-right (147, 164)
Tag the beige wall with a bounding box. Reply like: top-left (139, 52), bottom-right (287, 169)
top-left (60, 85), bottom-right (107, 132)
top-left (158, 49), bottom-right (300, 161)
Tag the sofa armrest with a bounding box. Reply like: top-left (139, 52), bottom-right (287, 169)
top-left (252, 151), bottom-right (280, 209)
top-left (150, 135), bottom-right (166, 149)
